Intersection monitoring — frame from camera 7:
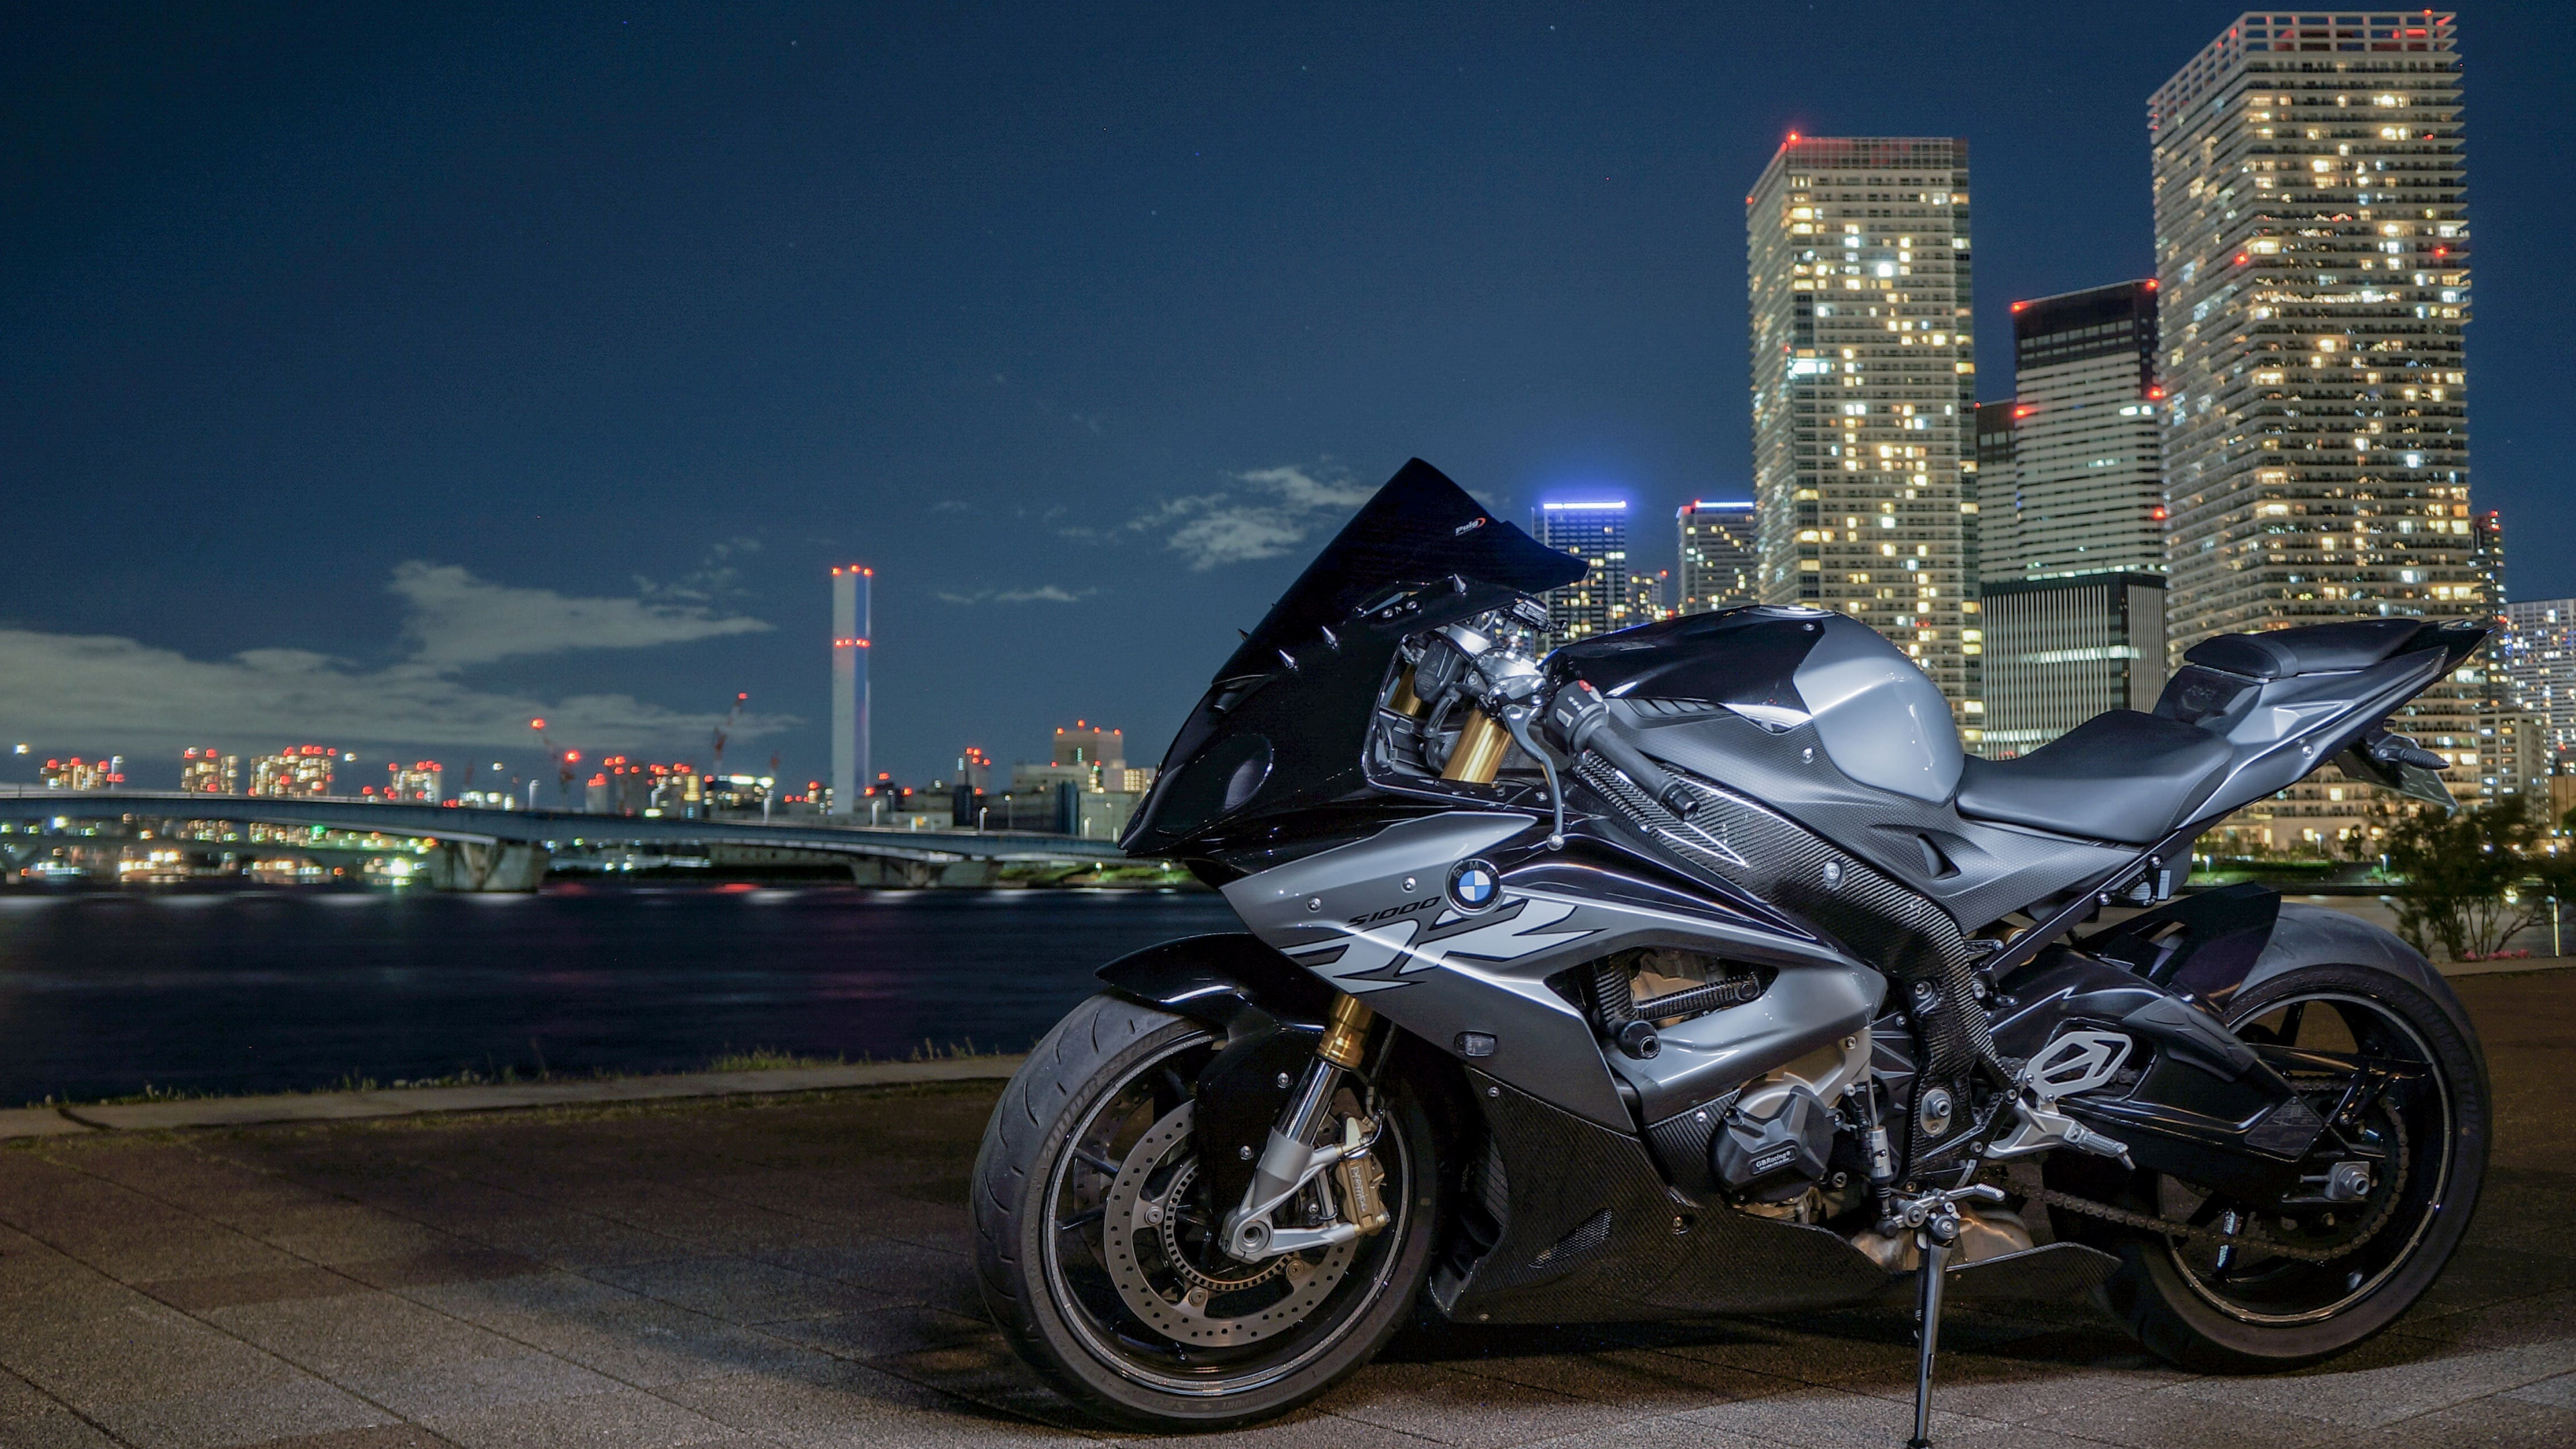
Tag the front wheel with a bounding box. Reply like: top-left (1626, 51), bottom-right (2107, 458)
top-left (2082, 960), bottom-right (2489, 1371)
top-left (972, 992), bottom-right (1441, 1430)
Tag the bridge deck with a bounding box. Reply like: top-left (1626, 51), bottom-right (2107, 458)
top-left (0, 789), bottom-right (1126, 863)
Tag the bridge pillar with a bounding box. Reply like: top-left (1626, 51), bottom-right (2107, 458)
top-left (423, 841), bottom-right (550, 893)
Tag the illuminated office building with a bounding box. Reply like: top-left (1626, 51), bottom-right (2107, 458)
top-left (179, 748), bottom-right (239, 794)
top-left (2499, 600), bottom-right (2576, 755)
top-left (1979, 574), bottom-right (2167, 759)
top-left (1528, 501), bottom-right (1631, 641)
top-left (1053, 722), bottom-right (1124, 770)
top-left (40, 756), bottom-right (123, 791)
top-left (1747, 135), bottom-right (1979, 724)
top-left (250, 747), bottom-right (335, 798)
top-left (381, 761), bottom-right (443, 803)
top-left (1676, 500), bottom-right (1757, 614)
top-left (1628, 568), bottom-right (1676, 623)
top-left (2151, 12), bottom-right (2477, 849)
top-left (588, 757), bottom-right (702, 817)
top-left (1993, 282), bottom-right (2167, 580)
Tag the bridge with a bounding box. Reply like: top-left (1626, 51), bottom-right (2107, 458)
top-left (0, 789), bottom-right (1128, 891)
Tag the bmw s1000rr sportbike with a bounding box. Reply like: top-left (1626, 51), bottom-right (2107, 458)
top-left (972, 460), bottom-right (2490, 1442)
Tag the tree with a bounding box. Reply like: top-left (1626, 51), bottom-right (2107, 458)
top-left (2381, 798), bottom-right (2542, 961)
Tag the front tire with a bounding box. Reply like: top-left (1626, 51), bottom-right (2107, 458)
top-left (973, 992), bottom-right (1440, 1430)
top-left (2086, 960), bottom-right (2489, 1371)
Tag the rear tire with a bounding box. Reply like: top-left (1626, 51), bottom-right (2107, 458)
top-left (2088, 961), bottom-right (2488, 1372)
top-left (973, 991), bottom-right (1440, 1430)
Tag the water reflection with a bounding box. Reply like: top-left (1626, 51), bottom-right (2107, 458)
top-left (0, 885), bottom-right (1238, 1102)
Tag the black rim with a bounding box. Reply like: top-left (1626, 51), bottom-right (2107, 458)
top-left (1038, 1031), bottom-right (1413, 1397)
top-left (2159, 989), bottom-right (2453, 1325)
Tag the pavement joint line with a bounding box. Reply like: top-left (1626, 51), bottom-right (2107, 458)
top-left (4, 1054), bottom-right (1028, 1140)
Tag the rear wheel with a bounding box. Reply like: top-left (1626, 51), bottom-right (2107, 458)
top-left (2088, 962), bottom-right (2488, 1371)
top-left (973, 992), bottom-right (1440, 1430)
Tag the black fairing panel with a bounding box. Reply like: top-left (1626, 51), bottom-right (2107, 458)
top-left (1123, 459), bottom-right (1582, 858)
top-left (1434, 1072), bottom-right (1892, 1321)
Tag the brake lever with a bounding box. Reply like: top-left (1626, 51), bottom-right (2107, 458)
top-left (1499, 704), bottom-right (1567, 851)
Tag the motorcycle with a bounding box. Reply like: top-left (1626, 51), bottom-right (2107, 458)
top-left (972, 460), bottom-right (2491, 1443)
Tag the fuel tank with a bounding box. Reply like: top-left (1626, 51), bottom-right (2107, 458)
top-left (1547, 606), bottom-right (1962, 806)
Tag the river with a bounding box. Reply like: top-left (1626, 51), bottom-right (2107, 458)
top-left (0, 883), bottom-right (1240, 1104)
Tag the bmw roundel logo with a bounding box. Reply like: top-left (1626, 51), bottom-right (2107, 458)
top-left (1447, 859), bottom-right (1501, 913)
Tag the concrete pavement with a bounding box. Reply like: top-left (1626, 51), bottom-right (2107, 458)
top-left (1, 973), bottom-right (2571, 1448)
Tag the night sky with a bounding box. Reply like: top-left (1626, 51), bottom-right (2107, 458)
top-left (7, 3), bottom-right (2570, 793)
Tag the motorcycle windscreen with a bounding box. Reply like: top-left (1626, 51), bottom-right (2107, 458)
top-left (1123, 459), bottom-right (1585, 855)
top-left (1216, 458), bottom-right (1585, 680)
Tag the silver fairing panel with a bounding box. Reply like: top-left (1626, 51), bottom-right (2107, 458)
top-left (1222, 812), bottom-right (1887, 1128)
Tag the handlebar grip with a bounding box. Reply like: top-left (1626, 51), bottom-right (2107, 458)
top-left (1545, 680), bottom-right (1701, 819)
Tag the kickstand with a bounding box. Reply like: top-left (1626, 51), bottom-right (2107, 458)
top-left (1890, 1183), bottom-right (1998, 1448)
top-left (1907, 1223), bottom-right (1953, 1448)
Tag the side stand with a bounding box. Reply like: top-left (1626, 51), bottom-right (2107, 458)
top-left (1893, 1183), bottom-right (2002, 1449)
top-left (1907, 1224), bottom-right (1952, 1449)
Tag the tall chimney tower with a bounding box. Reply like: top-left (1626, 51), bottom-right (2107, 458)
top-left (830, 566), bottom-right (871, 816)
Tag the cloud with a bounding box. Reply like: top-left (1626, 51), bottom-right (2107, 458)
top-left (936, 585), bottom-right (1097, 605)
top-left (635, 537), bottom-right (761, 602)
top-left (0, 565), bottom-right (792, 756)
top-left (394, 562), bottom-right (770, 669)
top-left (1131, 464), bottom-right (1374, 570)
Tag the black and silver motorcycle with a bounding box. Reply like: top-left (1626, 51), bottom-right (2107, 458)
top-left (973, 460), bottom-right (2490, 1443)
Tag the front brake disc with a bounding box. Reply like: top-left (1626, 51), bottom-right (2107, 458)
top-left (1098, 1102), bottom-right (1356, 1346)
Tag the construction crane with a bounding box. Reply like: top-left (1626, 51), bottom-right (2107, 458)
top-left (712, 692), bottom-right (748, 776)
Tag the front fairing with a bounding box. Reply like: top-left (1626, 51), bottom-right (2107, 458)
top-left (1121, 459), bottom-right (1585, 859)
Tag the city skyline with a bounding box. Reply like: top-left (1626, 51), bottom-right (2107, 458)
top-left (5, 6), bottom-right (2568, 792)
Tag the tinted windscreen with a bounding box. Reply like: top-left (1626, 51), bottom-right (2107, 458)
top-left (1124, 459), bottom-right (1584, 855)
top-left (1216, 459), bottom-right (1585, 680)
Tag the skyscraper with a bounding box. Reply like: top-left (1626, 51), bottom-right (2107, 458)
top-left (2151, 11), bottom-right (2478, 849)
top-left (1747, 136), bottom-right (1979, 722)
top-left (1993, 282), bottom-right (2167, 581)
top-left (2499, 600), bottom-right (2576, 758)
top-left (1980, 574), bottom-right (2168, 759)
top-left (830, 566), bottom-right (871, 817)
top-left (1676, 500), bottom-right (1757, 614)
top-left (1528, 501), bottom-right (1629, 641)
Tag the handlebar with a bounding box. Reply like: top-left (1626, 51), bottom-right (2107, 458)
top-left (1544, 680), bottom-right (1701, 819)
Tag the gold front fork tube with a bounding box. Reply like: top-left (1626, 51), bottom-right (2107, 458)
top-left (1440, 709), bottom-right (1509, 784)
top-left (1316, 993), bottom-right (1378, 1069)
top-left (1388, 666), bottom-right (1427, 718)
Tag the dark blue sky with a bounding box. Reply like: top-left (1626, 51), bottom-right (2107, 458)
top-left (5, 3), bottom-right (2568, 792)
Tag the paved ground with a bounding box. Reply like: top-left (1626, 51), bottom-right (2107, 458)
top-left (1, 974), bottom-right (2571, 1449)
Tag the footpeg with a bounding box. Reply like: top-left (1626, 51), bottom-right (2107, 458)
top-left (1984, 1098), bottom-right (2133, 1168)
top-left (1983, 1031), bottom-right (2135, 1169)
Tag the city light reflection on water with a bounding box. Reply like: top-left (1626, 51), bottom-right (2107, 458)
top-left (0, 885), bottom-right (1238, 1103)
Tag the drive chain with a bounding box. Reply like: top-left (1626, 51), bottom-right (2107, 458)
top-left (2010, 1121), bottom-right (2410, 1266)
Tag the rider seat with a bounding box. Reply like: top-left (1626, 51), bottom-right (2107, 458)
top-left (2178, 618), bottom-right (2436, 680)
top-left (1953, 710), bottom-right (2234, 845)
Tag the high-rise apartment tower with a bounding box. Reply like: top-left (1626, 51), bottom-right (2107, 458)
top-left (1528, 501), bottom-right (1630, 641)
top-left (1992, 282), bottom-right (2167, 581)
top-left (830, 566), bottom-right (872, 817)
top-left (1676, 500), bottom-right (1757, 614)
top-left (2499, 600), bottom-right (2576, 757)
top-left (2151, 11), bottom-right (2478, 848)
top-left (1748, 136), bottom-right (1980, 725)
